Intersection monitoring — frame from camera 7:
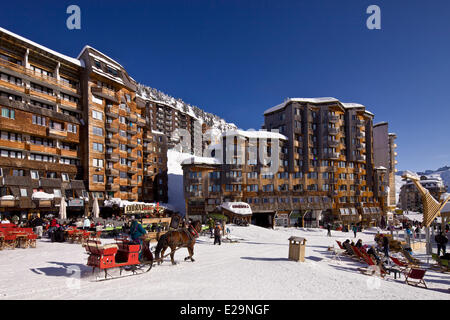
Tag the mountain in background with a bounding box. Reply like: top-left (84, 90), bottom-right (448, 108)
top-left (136, 83), bottom-right (237, 132)
top-left (396, 166), bottom-right (450, 189)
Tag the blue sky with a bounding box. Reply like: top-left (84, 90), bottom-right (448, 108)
top-left (1, 0), bottom-right (449, 172)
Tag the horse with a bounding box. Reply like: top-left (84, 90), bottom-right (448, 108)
top-left (154, 220), bottom-right (202, 265)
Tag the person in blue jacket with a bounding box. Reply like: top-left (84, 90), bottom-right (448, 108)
top-left (130, 216), bottom-right (147, 261)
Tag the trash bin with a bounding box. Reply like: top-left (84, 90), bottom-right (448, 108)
top-left (288, 236), bottom-right (307, 262)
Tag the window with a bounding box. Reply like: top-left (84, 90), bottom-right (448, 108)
top-left (67, 124), bottom-right (77, 133)
top-left (20, 188), bottom-right (27, 197)
top-left (32, 115), bottom-right (46, 126)
top-left (93, 127), bottom-right (103, 136)
top-left (30, 170), bottom-right (39, 179)
top-left (92, 110), bottom-right (103, 120)
top-left (61, 92), bottom-right (78, 103)
top-left (93, 175), bottom-right (104, 183)
top-left (93, 143), bottom-right (103, 152)
top-left (1, 108), bottom-right (15, 119)
top-left (92, 95), bottom-right (103, 105)
top-left (30, 82), bottom-right (53, 95)
top-left (53, 189), bottom-right (62, 197)
top-left (93, 159), bottom-right (104, 167)
top-left (1, 149), bottom-right (23, 159)
top-left (12, 169), bottom-right (24, 176)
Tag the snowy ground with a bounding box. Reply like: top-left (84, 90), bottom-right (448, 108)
top-left (0, 225), bottom-right (449, 300)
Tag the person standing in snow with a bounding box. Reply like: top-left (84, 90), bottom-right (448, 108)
top-left (214, 223), bottom-right (222, 245)
top-left (435, 231), bottom-right (448, 257)
top-left (327, 223), bottom-right (331, 237)
top-left (352, 224), bottom-right (358, 238)
top-left (83, 216), bottom-right (91, 231)
top-left (382, 235), bottom-right (390, 260)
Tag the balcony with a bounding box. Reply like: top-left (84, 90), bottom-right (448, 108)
top-left (328, 140), bottom-right (339, 147)
top-left (136, 117), bottom-right (146, 127)
top-left (126, 126), bottom-right (137, 135)
top-left (356, 154), bottom-right (366, 162)
top-left (126, 141), bottom-right (137, 148)
top-left (126, 115), bottom-right (137, 123)
top-left (328, 115), bottom-right (339, 123)
top-left (105, 138), bottom-right (119, 148)
top-left (355, 143), bottom-right (366, 150)
top-left (106, 168), bottom-right (119, 177)
top-left (105, 106), bottom-right (119, 119)
top-left (105, 123), bottom-right (119, 133)
top-left (48, 128), bottom-right (67, 139)
top-left (105, 183), bottom-right (119, 191)
top-left (91, 86), bottom-right (118, 103)
top-left (328, 128), bottom-right (339, 135)
top-left (0, 58), bottom-right (78, 92)
top-left (355, 119), bottom-right (364, 127)
top-left (356, 131), bottom-right (365, 138)
top-left (106, 153), bottom-right (119, 162)
top-left (59, 148), bottom-right (78, 158)
top-left (127, 153), bottom-right (138, 161)
top-left (128, 167), bottom-right (138, 174)
top-left (128, 179), bottom-right (138, 187)
top-left (325, 152), bottom-right (340, 159)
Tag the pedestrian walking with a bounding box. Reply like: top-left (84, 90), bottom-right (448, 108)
top-left (327, 223), bottom-right (331, 237)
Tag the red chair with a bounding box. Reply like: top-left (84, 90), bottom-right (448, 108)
top-left (4, 233), bottom-right (17, 249)
top-left (26, 233), bottom-right (38, 248)
top-left (390, 256), bottom-right (410, 273)
top-left (405, 268), bottom-right (427, 288)
top-left (0, 232), bottom-right (4, 250)
top-left (336, 240), bottom-right (345, 250)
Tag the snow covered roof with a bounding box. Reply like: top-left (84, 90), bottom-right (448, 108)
top-left (0, 27), bottom-right (82, 67)
top-left (77, 45), bottom-right (124, 69)
top-left (181, 156), bottom-right (221, 166)
top-left (374, 121), bottom-right (388, 127)
top-left (103, 198), bottom-right (172, 210)
top-left (222, 129), bottom-right (287, 141)
top-left (221, 202), bottom-right (252, 216)
top-left (32, 192), bottom-right (54, 200)
top-left (264, 97), bottom-right (339, 115)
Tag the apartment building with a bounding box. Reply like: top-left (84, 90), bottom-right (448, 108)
top-left (182, 98), bottom-right (385, 227)
top-left (373, 122), bottom-right (398, 210)
top-left (262, 98), bottom-right (382, 226)
top-left (0, 27), bottom-right (86, 216)
top-left (399, 176), bottom-right (447, 212)
top-left (0, 27), bottom-right (168, 217)
top-left (182, 130), bottom-right (291, 227)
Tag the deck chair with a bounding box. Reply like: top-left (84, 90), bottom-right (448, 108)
top-left (343, 242), bottom-right (355, 255)
top-left (401, 248), bottom-right (421, 266)
top-left (431, 254), bottom-right (449, 272)
top-left (336, 240), bottom-right (345, 250)
top-left (358, 253), bottom-right (387, 278)
top-left (390, 256), bottom-right (410, 273)
top-left (352, 246), bottom-right (367, 262)
top-left (405, 268), bottom-right (427, 288)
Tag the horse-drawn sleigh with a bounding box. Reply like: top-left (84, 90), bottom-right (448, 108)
top-left (84, 216), bottom-right (202, 281)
